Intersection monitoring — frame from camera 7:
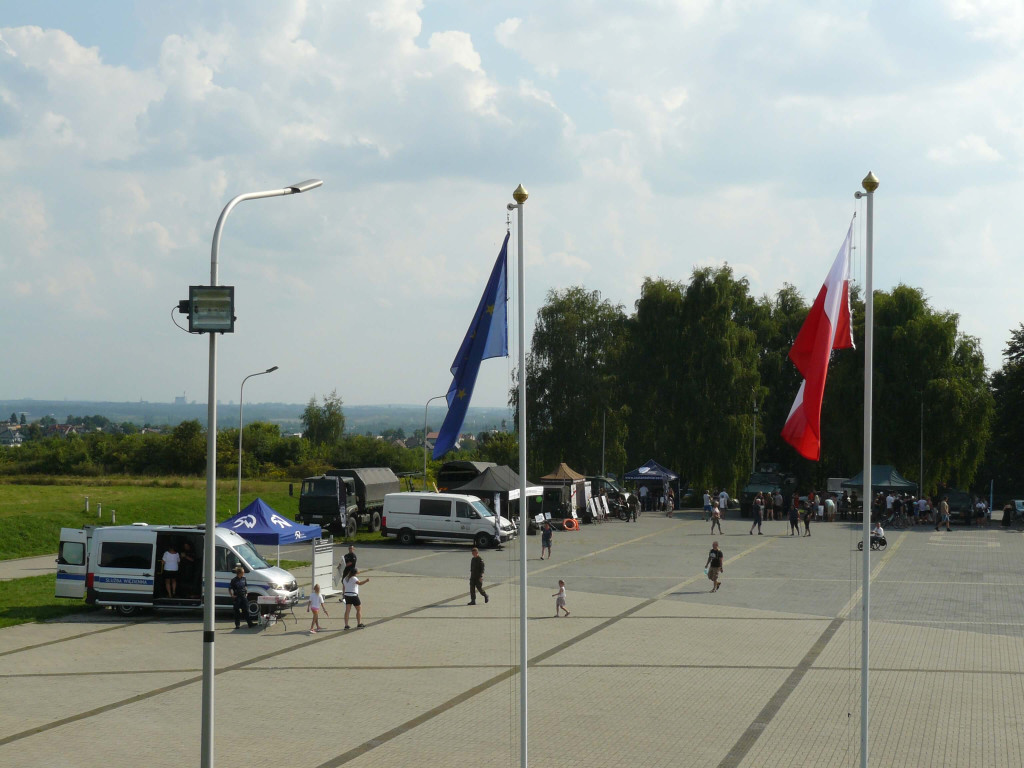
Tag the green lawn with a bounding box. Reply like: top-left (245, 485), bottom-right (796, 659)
top-left (0, 476), bottom-right (387, 560)
top-left (0, 477), bottom-right (304, 560)
top-left (0, 573), bottom-right (96, 629)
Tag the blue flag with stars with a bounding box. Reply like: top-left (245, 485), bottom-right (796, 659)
top-left (433, 233), bottom-right (509, 459)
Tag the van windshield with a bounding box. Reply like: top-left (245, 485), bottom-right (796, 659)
top-left (472, 500), bottom-right (494, 518)
top-left (236, 541), bottom-right (271, 570)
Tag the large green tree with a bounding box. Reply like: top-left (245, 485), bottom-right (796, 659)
top-left (987, 324), bottom-right (1024, 496)
top-left (301, 390), bottom-right (346, 447)
top-left (800, 284), bottom-right (992, 493)
top-left (520, 287), bottom-right (629, 478)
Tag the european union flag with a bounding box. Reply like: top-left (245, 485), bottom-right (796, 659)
top-left (433, 233), bottom-right (509, 459)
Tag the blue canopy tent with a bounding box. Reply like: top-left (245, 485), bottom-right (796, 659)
top-left (624, 459), bottom-right (681, 510)
top-left (219, 498), bottom-right (322, 564)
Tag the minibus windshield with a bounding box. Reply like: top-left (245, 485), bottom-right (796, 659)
top-left (236, 541), bottom-right (271, 570)
top-left (472, 500), bottom-right (494, 518)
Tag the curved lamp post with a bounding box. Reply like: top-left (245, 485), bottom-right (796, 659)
top-left (201, 179), bottom-right (322, 768)
top-left (423, 393), bottom-right (448, 488)
top-left (237, 366), bottom-right (279, 514)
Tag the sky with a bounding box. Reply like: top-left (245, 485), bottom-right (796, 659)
top-left (1, 0), bottom-right (1022, 410)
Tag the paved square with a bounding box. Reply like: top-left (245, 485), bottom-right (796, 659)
top-left (2, 515), bottom-right (1023, 767)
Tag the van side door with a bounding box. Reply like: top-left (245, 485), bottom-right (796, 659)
top-left (94, 536), bottom-right (156, 604)
top-left (56, 528), bottom-right (89, 599)
top-left (455, 501), bottom-right (476, 538)
top-left (418, 497), bottom-right (454, 538)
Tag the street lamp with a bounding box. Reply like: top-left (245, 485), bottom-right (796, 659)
top-left (423, 393), bottom-right (448, 489)
top-left (238, 366), bottom-right (279, 514)
top-left (200, 179), bottom-right (322, 768)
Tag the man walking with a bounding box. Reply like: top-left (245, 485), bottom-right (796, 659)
top-left (705, 541), bottom-right (724, 593)
top-left (468, 547), bottom-right (489, 605)
top-left (703, 490), bottom-right (713, 521)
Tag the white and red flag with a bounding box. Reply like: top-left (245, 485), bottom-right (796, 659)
top-left (781, 222), bottom-right (855, 460)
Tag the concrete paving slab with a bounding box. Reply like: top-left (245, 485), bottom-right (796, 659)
top-left (2, 516), bottom-right (1024, 767)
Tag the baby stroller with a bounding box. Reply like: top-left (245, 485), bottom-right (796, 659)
top-left (857, 534), bottom-right (887, 551)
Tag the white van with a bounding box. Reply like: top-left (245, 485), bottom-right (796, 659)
top-left (381, 492), bottom-right (518, 548)
top-left (56, 524), bottom-right (301, 620)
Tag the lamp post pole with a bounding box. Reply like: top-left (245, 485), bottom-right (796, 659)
top-left (201, 179), bottom-right (322, 768)
top-left (423, 393), bottom-right (448, 489)
top-left (238, 366), bottom-right (279, 514)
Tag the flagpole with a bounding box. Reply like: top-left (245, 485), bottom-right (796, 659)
top-left (509, 183), bottom-right (529, 768)
top-left (856, 171), bottom-right (878, 768)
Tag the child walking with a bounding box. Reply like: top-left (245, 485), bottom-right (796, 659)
top-left (552, 580), bottom-right (570, 617)
top-left (307, 583), bottom-right (328, 634)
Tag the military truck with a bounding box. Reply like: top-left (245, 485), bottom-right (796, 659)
top-left (297, 467), bottom-right (400, 537)
top-left (739, 463), bottom-right (796, 517)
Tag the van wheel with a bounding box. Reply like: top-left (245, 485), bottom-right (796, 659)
top-left (116, 604), bottom-right (140, 618)
top-left (247, 597), bottom-right (262, 623)
top-left (345, 518), bottom-right (358, 539)
top-left (368, 511), bottom-right (382, 533)
top-left (398, 529), bottom-right (415, 546)
top-left (475, 532), bottom-right (495, 549)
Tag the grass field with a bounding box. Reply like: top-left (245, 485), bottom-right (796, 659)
top-left (0, 573), bottom-right (96, 629)
top-left (0, 476), bottom-right (383, 560)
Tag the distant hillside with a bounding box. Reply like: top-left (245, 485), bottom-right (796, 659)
top-left (0, 398), bottom-right (512, 436)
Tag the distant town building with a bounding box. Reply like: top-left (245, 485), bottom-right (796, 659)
top-left (0, 428), bottom-right (24, 447)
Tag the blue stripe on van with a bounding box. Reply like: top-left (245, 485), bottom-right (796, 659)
top-left (94, 575), bottom-right (154, 586)
top-left (56, 573), bottom-right (86, 582)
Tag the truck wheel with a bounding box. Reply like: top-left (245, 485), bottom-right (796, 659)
top-left (247, 597), bottom-right (262, 623)
top-left (398, 529), bottom-right (415, 546)
top-left (474, 532), bottom-right (494, 549)
top-left (368, 511), bottom-right (382, 533)
top-left (345, 518), bottom-right (358, 539)
top-left (116, 604), bottom-right (140, 618)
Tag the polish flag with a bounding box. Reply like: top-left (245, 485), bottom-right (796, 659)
top-left (781, 223), bottom-right (855, 460)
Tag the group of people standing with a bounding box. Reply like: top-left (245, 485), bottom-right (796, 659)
top-left (637, 484), bottom-right (675, 513)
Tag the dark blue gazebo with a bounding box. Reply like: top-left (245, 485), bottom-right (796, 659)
top-left (219, 498), bottom-right (322, 563)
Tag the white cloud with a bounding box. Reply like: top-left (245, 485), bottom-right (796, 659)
top-left (928, 134), bottom-right (1003, 164)
top-left (1, 0), bottom-right (1023, 406)
top-left (947, 0), bottom-right (1024, 44)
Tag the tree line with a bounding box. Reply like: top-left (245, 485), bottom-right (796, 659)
top-left (3, 275), bottom-right (1019, 501)
top-left (517, 268), bottom-right (1012, 498)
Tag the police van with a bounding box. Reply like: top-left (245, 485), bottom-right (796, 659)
top-left (381, 492), bottom-right (518, 548)
top-left (56, 524), bottom-right (300, 620)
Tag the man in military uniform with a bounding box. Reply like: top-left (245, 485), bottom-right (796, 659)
top-left (229, 565), bottom-right (255, 628)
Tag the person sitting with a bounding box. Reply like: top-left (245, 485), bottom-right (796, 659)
top-left (870, 522), bottom-right (885, 545)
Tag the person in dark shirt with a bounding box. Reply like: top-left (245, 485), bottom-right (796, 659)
top-left (341, 545), bottom-right (357, 581)
top-left (540, 522), bottom-right (553, 560)
top-left (229, 566), bottom-right (255, 628)
top-left (468, 547), bottom-right (489, 605)
top-left (705, 541), bottom-right (724, 593)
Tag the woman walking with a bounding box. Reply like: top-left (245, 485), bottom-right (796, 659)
top-left (710, 500), bottom-right (722, 534)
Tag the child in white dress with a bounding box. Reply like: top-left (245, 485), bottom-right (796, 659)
top-left (552, 580), bottom-right (570, 617)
